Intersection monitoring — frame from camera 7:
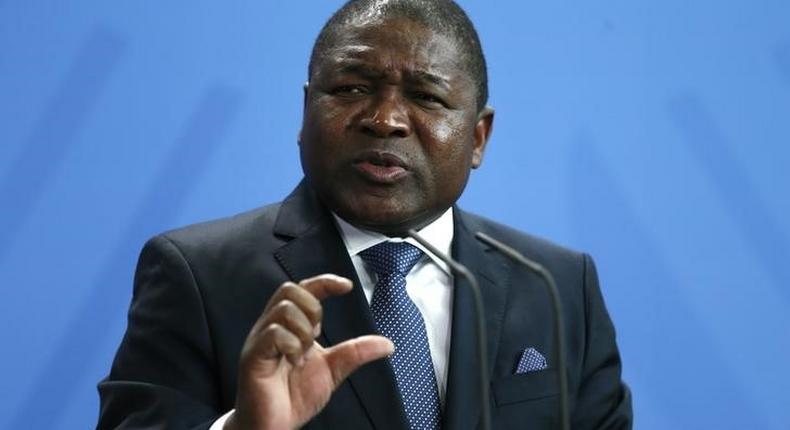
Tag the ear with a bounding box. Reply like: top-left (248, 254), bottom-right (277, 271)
top-left (298, 81), bottom-right (310, 146)
top-left (471, 105), bottom-right (494, 169)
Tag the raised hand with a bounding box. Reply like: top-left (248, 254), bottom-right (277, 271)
top-left (224, 274), bottom-right (393, 430)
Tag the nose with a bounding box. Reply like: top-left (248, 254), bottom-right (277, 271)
top-left (359, 91), bottom-right (412, 138)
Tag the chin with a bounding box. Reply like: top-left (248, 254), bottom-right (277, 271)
top-left (319, 187), bottom-right (435, 233)
top-left (342, 205), bottom-right (435, 236)
top-left (346, 209), bottom-right (410, 231)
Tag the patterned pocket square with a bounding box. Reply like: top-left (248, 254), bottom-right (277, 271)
top-left (515, 347), bottom-right (548, 374)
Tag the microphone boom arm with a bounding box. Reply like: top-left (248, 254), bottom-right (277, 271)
top-left (475, 232), bottom-right (570, 430)
top-left (407, 229), bottom-right (491, 430)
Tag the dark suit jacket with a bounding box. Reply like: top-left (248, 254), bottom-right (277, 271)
top-left (98, 181), bottom-right (632, 429)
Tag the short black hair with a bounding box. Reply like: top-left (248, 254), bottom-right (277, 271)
top-left (309, 0), bottom-right (489, 111)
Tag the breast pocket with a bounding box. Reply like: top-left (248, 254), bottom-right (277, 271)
top-left (492, 369), bottom-right (559, 406)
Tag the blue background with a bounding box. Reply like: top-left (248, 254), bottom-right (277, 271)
top-left (1, 1), bottom-right (788, 428)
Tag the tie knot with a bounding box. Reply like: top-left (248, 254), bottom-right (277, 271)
top-left (359, 241), bottom-right (424, 277)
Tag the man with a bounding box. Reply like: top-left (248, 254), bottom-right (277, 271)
top-left (98, 0), bottom-right (632, 429)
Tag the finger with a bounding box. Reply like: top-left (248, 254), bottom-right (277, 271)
top-left (251, 323), bottom-right (304, 364)
top-left (261, 300), bottom-right (315, 349)
top-left (323, 335), bottom-right (394, 387)
top-left (262, 282), bottom-right (302, 314)
top-left (263, 283), bottom-right (323, 327)
top-left (298, 274), bottom-right (353, 301)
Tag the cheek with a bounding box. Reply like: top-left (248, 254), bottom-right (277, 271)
top-left (420, 116), bottom-right (476, 164)
top-left (306, 98), bottom-right (354, 138)
top-left (316, 101), bottom-right (348, 126)
top-left (427, 109), bottom-right (467, 135)
top-left (431, 119), bottom-right (455, 143)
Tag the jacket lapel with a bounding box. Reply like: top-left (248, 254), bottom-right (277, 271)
top-left (443, 209), bottom-right (511, 430)
top-left (272, 182), bottom-right (409, 430)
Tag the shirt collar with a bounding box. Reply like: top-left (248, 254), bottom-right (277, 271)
top-left (332, 208), bottom-right (455, 275)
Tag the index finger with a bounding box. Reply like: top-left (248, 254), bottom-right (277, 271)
top-left (298, 274), bottom-right (354, 301)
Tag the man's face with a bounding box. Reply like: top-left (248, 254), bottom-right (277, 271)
top-left (300, 17), bottom-right (494, 235)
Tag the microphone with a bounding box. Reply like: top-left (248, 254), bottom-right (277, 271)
top-left (474, 232), bottom-right (570, 430)
top-left (407, 229), bottom-right (491, 430)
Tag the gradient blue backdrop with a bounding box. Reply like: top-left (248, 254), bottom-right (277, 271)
top-left (1, 1), bottom-right (788, 429)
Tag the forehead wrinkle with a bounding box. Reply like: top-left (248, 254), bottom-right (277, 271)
top-left (315, 19), bottom-right (467, 91)
top-left (329, 45), bottom-right (458, 84)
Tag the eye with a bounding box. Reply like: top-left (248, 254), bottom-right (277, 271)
top-left (412, 91), bottom-right (446, 107)
top-left (331, 85), bottom-right (369, 97)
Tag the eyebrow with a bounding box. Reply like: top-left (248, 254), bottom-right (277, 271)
top-left (335, 63), bottom-right (385, 79)
top-left (408, 70), bottom-right (451, 90)
top-left (333, 62), bottom-right (451, 90)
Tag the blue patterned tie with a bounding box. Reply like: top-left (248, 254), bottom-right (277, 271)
top-left (360, 242), bottom-right (442, 430)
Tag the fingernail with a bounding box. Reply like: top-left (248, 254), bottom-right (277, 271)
top-left (313, 322), bottom-right (322, 337)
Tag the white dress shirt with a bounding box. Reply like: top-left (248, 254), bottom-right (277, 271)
top-left (211, 209), bottom-right (455, 429)
top-left (333, 208), bottom-right (455, 405)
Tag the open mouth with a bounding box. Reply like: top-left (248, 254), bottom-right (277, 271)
top-left (361, 151), bottom-right (407, 168)
top-left (353, 151), bottom-right (409, 183)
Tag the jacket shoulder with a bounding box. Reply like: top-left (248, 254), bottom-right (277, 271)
top-left (458, 210), bottom-right (587, 267)
top-left (152, 202), bottom-right (283, 258)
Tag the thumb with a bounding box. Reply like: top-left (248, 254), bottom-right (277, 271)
top-left (324, 335), bottom-right (394, 387)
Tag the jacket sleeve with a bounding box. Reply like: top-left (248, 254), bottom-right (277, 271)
top-left (571, 253), bottom-right (633, 429)
top-left (97, 235), bottom-right (222, 430)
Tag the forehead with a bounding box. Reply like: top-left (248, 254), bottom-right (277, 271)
top-left (313, 18), bottom-right (467, 82)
